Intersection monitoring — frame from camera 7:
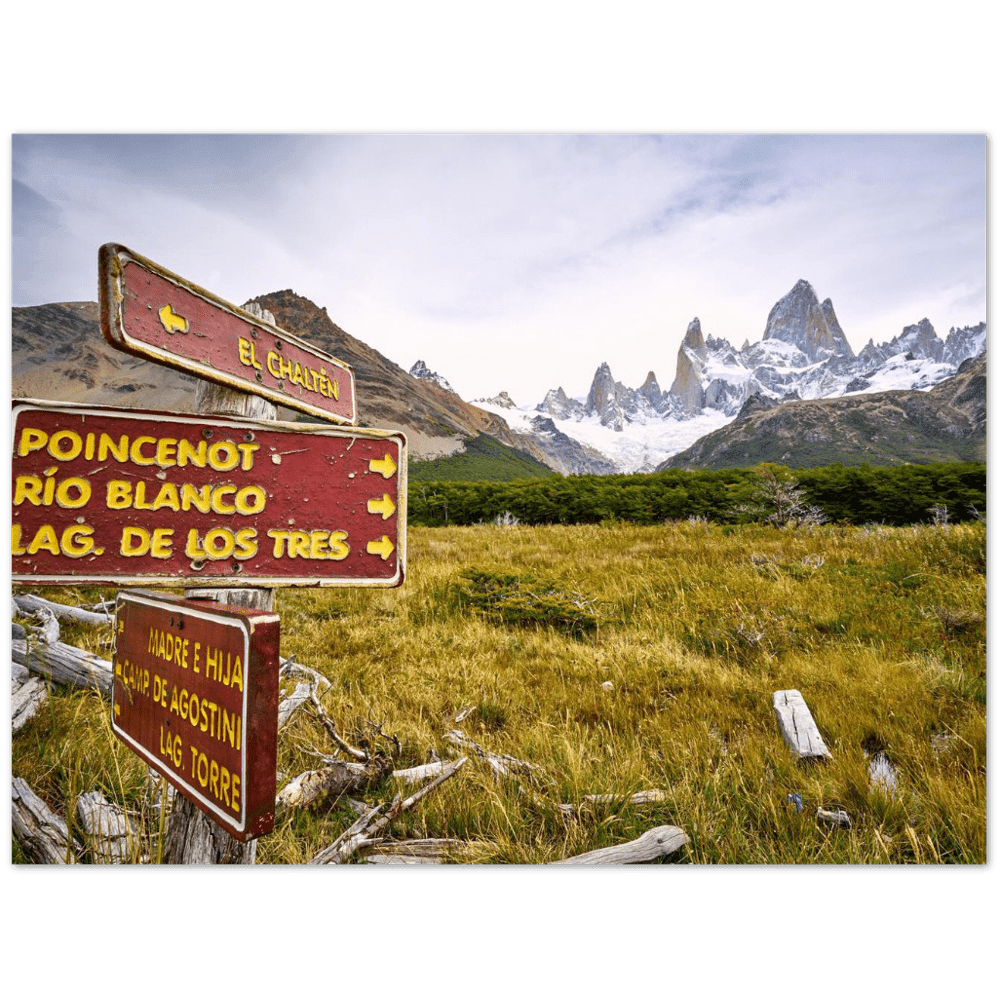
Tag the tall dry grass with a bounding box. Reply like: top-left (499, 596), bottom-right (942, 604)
top-left (12, 519), bottom-right (986, 864)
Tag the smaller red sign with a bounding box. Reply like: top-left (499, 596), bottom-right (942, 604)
top-left (99, 243), bottom-right (357, 425)
top-left (111, 590), bottom-right (280, 841)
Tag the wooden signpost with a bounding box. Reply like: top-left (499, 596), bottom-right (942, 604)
top-left (99, 243), bottom-right (357, 425)
top-left (12, 399), bottom-right (406, 588)
top-left (12, 244), bottom-right (410, 862)
top-left (111, 590), bottom-right (280, 841)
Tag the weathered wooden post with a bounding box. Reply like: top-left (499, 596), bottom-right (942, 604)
top-left (163, 356), bottom-right (277, 864)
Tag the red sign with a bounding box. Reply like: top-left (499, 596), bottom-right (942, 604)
top-left (111, 590), bottom-right (279, 841)
top-left (99, 243), bottom-right (357, 425)
top-left (12, 399), bottom-right (406, 587)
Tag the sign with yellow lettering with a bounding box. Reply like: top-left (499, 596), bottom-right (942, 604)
top-left (99, 243), bottom-right (357, 425)
top-left (12, 399), bottom-right (406, 587)
top-left (111, 590), bottom-right (280, 841)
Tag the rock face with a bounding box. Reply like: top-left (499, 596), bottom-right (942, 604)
top-left (537, 386), bottom-right (585, 421)
top-left (762, 279), bottom-right (855, 362)
top-left (669, 319), bottom-right (708, 414)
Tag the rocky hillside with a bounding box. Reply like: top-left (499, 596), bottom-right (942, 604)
top-left (658, 352), bottom-right (986, 471)
top-left (11, 292), bottom-right (533, 465)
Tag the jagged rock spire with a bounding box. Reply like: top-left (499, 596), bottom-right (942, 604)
top-left (762, 279), bottom-right (854, 362)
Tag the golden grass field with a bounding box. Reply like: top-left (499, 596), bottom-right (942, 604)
top-left (12, 518), bottom-right (986, 864)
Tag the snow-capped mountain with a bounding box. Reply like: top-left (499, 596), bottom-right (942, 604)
top-left (413, 279), bottom-right (986, 474)
top-left (408, 359), bottom-right (457, 394)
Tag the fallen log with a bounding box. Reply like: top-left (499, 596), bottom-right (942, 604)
top-left (12, 778), bottom-right (80, 864)
top-left (12, 638), bottom-right (112, 695)
top-left (12, 662), bottom-right (48, 733)
top-left (276, 757), bottom-right (392, 813)
top-left (772, 689), bottom-right (832, 761)
top-left (76, 790), bottom-right (135, 863)
top-left (550, 825), bottom-right (689, 865)
top-left (13, 593), bottom-right (113, 627)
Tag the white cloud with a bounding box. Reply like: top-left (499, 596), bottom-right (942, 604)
top-left (11, 134), bottom-right (987, 407)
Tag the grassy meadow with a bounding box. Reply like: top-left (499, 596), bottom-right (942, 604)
top-left (12, 517), bottom-right (986, 864)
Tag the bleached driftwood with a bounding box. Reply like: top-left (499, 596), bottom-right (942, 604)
top-left (550, 825), bottom-right (689, 865)
top-left (445, 729), bottom-right (546, 782)
top-left (276, 758), bottom-right (392, 813)
top-left (76, 790), bottom-right (135, 863)
top-left (29, 607), bottom-right (62, 645)
top-left (12, 778), bottom-right (80, 864)
top-left (361, 838), bottom-right (465, 864)
top-left (309, 757), bottom-right (467, 865)
top-left (310, 693), bottom-right (371, 761)
top-left (13, 593), bottom-right (114, 627)
top-left (772, 689), bottom-right (832, 761)
top-left (392, 761), bottom-right (455, 785)
top-left (12, 661), bottom-right (48, 732)
top-left (816, 807), bottom-right (852, 829)
top-left (276, 658), bottom-right (332, 730)
top-left (557, 789), bottom-right (669, 816)
top-left (12, 638), bottom-right (113, 694)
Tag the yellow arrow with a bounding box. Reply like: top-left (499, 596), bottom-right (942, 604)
top-left (367, 535), bottom-right (395, 561)
top-left (158, 304), bottom-right (190, 334)
top-left (369, 453), bottom-right (397, 479)
top-left (367, 494), bottom-right (396, 520)
top-left (114, 703), bottom-right (121, 717)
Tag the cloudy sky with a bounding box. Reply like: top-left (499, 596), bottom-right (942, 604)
top-left (11, 133), bottom-right (986, 406)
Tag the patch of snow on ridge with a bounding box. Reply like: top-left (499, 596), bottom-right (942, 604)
top-left (843, 354), bottom-right (957, 395)
top-left (549, 409), bottom-right (732, 473)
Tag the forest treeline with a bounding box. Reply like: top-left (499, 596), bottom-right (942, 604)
top-left (408, 461), bottom-right (986, 527)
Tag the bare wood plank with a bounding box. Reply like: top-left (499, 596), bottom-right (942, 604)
top-left (13, 593), bottom-right (114, 627)
top-left (772, 689), bottom-right (832, 761)
top-left (12, 638), bottom-right (112, 694)
top-left (76, 790), bottom-right (135, 863)
top-left (550, 825), bottom-right (689, 865)
top-left (12, 778), bottom-right (81, 864)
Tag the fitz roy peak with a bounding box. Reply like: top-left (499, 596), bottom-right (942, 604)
top-left (761, 278), bottom-right (854, 362)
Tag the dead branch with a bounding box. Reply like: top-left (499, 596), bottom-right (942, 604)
top-left (445, 729), bottom-right (547, 784)
top-left (309, 757), bottom-right (467, 865)
top-left (558, 789), bottom-right (670, 815)
top-left (309, 692), bottom-right (369, 761)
